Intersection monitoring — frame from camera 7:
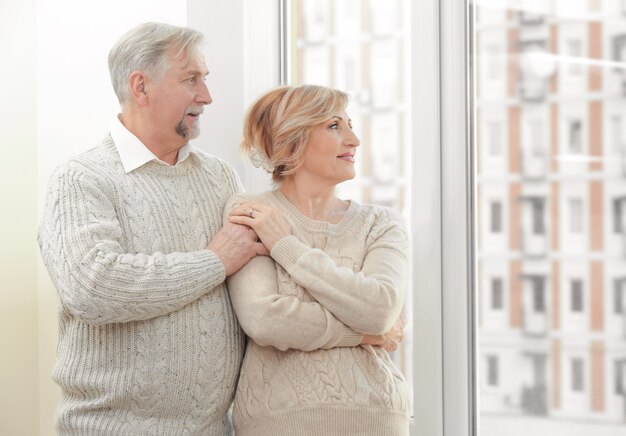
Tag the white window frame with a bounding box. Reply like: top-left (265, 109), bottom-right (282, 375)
top-left (414, 0), bottom-right (475, 435)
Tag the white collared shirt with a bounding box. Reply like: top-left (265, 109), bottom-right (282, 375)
top-left (109, 115), bottom-right (194, 173)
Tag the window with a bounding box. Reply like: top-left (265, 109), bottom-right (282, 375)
top-left (529, 120), bottom-right (545, 158)
top-left (486, 44), bottom-right (501, 81)
top-left (531, 198), bottom-right (545, 235)
top-left (611, 115), bottom-right (622, 155)
top-left (491, 278), bottom-right (503, 310)
top-left (615, 279), bottom-right (625, 315)
top-left (571, 358), bottom-right (584, 392)
top-left (570, 279), bottom-right (583, 312)
top-left (568, 120), bottom-right (582, 154)
top-left (487, 121), bottom-right (502, 157)
top-left (487, 355), bottom-right (499, 386)
top-left (531, 276), bottom-right (545, 313)
top-left (472, 2), bottom-right (626, 435)
top-left (614, 197), bottom-right (626, 234)
top-left (569, 198), bottom-right (583, 233)
top-left (566, 39), bottom-right (582, 75)
top-left (490, 201), bottom-right (503, 233)
top-left (616, 360), bottom-right (626, 395)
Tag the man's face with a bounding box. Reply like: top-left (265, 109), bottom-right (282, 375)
top-left (146, 48), bottom-right (211, 147)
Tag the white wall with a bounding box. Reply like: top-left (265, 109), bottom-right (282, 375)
top-left (1, 1), bottom-right (279, 434)
top-left (189, 0), bottom-right (278, 192)
top-left (0, 1), bottom-right (38, 435)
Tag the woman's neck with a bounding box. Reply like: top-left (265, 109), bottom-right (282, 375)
top-left (279, 178), bottom-right (348, 223)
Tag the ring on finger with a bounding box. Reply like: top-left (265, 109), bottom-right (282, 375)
top-left (249, 208), bottom-right (254, 218)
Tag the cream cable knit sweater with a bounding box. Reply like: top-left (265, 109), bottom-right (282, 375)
top-left (38, 136), bottom-right (244, 435)
top-left (226, 190), bottom-right (411, 436)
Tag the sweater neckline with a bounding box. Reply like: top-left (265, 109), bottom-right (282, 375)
top-left (271, 189), bottom-right (359, 232)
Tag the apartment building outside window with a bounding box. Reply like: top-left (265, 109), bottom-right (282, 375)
top-left (475, 1), bottom-right (626, 434)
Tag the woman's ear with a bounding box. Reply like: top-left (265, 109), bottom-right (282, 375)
top-left (128, 71), bottom-right (149, 106)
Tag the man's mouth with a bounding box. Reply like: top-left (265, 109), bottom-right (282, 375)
top-left (186, 108), bottom-right (204, 120)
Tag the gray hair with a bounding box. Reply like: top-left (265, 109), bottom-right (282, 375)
top-left (108, 22), bottom-right (204, 105)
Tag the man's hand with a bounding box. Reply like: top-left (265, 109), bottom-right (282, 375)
top-left (360, 316), bottom-right (407, 352)
top-left (208, 222), bottom-right (269, 276)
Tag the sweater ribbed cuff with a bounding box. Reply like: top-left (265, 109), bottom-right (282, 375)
top-left (270, 235), bottom-right (308, 272)
top-left (337, 330), bottom-right (364, 347)
top-left (203, 249), bottom-right (226, 286)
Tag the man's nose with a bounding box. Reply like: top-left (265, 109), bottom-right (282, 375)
top-left (197, 81), bottom-right (212, 105)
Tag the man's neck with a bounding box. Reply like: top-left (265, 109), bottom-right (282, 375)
top-left (119, 112), bottom-right (183, 165)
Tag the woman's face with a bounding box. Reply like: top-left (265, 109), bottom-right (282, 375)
top-left (298, 110), bottom-right (360, 186)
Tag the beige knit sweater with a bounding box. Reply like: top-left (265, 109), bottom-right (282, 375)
top-left (38, 136), bottom-right (245, 435)
top-left (226, 190), bottom-right (410, 436)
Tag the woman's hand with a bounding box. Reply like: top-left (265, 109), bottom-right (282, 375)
top-left (360, 315), bottom-right (407, 352)
top-left (228, 202), bottom-right (292, 251)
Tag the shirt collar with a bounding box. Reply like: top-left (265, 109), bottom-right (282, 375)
top-left (110, 115), bottom-right (195, 173)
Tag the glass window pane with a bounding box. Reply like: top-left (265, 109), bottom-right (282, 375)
top-left (475, 2), bottom-right (626, 434)
top-left (288, 0), bottom-right (414, 414)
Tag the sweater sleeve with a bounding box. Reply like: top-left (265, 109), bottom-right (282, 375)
top-left (224, 194), bottom-right (363, 351)
top-left (269, 209), bottom-right (409, 335)
top-left (37, 163), bottom-right (226, 326)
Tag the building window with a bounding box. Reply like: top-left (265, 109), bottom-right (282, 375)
top-left (611, 115), bottom-right (622, 155)
top-left (531, 198), bottom-right (545, 234)
top-left (572, 358), bottom-right (584, 392)
top-left (529, 120), bottom-right (544, 153)
top-left (487, 355), bottom-right (499, 386)
top-left (614, 197), bottom-right (626, 233)
top-left (486, 44), bottom-right (501, 81)
top-left (571, 279), bottom-right (583, 312)
top-left (568, 120), bottom-right (582, 154)
top-left (567, 39), bottom-right (582, 75)
top-left (491, 278), bottom-right (503, 310)
top-left (487, 121), bottom-right (502, 157)
top-left (490, 201), bottom-right (503, 233)
top-left (615, 279), bottom-right (626, 315)
top-left (616, 359), bottom-right (626, 395)
top-left (569, 198), bottom-right (583, 233)
top-left (531, 276), bottom-right (545, 313)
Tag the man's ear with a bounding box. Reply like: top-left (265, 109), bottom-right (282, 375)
top-left (129, 71), bottom-right (149, 106)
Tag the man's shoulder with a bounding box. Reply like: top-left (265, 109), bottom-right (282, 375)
top-left (51, 135), bottom-right (123, 180)
top-left (192, 149), bottom-right (233, 173)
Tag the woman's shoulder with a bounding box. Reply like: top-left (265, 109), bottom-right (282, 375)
top-left (354, 202), bottom-right (404, 226)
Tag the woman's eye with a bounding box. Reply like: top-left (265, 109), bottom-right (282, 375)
top-left (329, 123), bottom-right (338, 129)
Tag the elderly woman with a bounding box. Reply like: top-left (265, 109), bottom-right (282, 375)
top-left (225, 84), bottom-right (410, 436)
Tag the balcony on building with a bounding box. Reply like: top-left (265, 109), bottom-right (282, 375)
top-left (520, 352), bottom-right (548, 416)
top-left (521, 146), bottom-right (547, 180)
top-left (521, 274), bottom-right (549, 337)
top-left (520, 196), bottom-right (548, 257)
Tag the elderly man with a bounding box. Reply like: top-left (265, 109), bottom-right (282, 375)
top-left (38, 22), bottom-right (265, 435)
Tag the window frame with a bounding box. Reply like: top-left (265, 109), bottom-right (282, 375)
top-left (413, 0), bottom-right (476, 435)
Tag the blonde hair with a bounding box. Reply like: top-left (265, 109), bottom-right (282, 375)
top-left (241, 84), bottom-right (349, 183)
